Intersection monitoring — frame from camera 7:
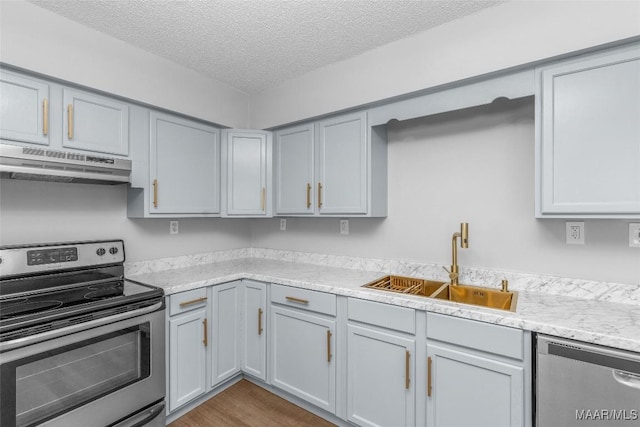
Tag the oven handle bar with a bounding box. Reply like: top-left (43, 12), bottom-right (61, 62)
top-left (0, 301), bottom-right (164, 352)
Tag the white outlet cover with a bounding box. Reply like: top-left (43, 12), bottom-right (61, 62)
top-left (566, 221), bottom-right (584, 245)
top-left (280, 219), bottom-right (287, 231)
top-left (630, 223), bottom-right (640, 248)
top-left (170, 220), bottom-right (179, 235)
top-left (340, 219), bottom-right (349, 235)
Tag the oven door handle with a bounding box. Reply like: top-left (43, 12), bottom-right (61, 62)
top-left (111, 400), bottom-right (166, 427)
top-left (0, 301), bottom-right (164, 352)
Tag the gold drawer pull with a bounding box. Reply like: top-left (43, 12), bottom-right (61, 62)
top-left (405, 350), bottom-right (411, 390)
top-left (327, 330), bottom-right (332, 363)
top-left (43, 99), bottom-right (49, 136)
top-left (427, 356), bottom-right (433, 397)
top-left (285, 296), bottom-right (309, 305)
top-left (203, 318), bottom-right (208, 347)
top-left (306, 183), bottom-right (311, 209)
top-left (258, 308), bottom-right (263, 335)
top-left (67, 104), bottom-right (74, 140)
top-left (179, 296), bottom-right (207, 307)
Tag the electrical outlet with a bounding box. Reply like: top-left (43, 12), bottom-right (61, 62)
top-left (170, 220), bottom-right (179, 235)
top-left (566, 221), bottom-right (584, 245)
top-left (280, 219), bottom-right (287, 231)
top-left (629, 223), bottom-right (640, 248)
top-left (340, 219), bottom-right (349, 235)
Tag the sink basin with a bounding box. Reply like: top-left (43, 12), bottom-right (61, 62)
top-left (362, 276), bottom-right (518, 312)
top-left (362, 275), bottom-right (446, 297)
top-left (431, 283), bottom-right (518, 312)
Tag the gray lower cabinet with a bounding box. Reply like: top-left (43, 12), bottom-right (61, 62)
top-left (269, 284), bottom-right (337, 414)
top-left (241, 280), bottom-right (267, 381)
top-left (536, 42), bottom-right (640, 218)
top-left (0, 69), bottom-right (50, 146)
top-left (209, 281), bottom-right (241, 388)
top-left (426, 313), bottom-right (530, 427)
top-left (167, 288), bottom-right (208, 412)
top-left (346, 299), bottom-right (416, 427)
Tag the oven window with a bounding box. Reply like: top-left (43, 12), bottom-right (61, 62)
top-left (2, 323), bottom-right (151, 427)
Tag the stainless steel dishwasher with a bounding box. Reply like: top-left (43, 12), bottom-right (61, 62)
top-left (537, 334), bottom-right (640, 426)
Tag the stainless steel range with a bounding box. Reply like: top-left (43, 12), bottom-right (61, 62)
top-left (0, 240), bottom-right (166, 427)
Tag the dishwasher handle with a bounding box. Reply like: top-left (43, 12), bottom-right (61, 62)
top-left (613, 370), bottom-right (640, 390)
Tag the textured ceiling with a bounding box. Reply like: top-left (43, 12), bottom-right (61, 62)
top-left (27, 0), bottom-right (505, 94)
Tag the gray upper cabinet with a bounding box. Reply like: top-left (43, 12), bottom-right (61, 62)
top-left (62, 88), bottom-right (130, 156)
top-left (536, 43), bottom-right (640, 218)
top-left (222, 130), bottom-right (272, 217)
top-left (274, 111), bottom-right (387, 217)
top-left (275, 124), bottom-right (315, 215)
top-left (0, 70), bottom-right (51, 146)
top-left (149, 112), bottom-right (220, 215)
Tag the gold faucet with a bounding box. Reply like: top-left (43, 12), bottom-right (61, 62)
top-left (447, 223), bottom-right (468, 286)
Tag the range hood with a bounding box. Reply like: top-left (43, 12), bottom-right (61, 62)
top-left (0, 143), bottom-right (131, 185)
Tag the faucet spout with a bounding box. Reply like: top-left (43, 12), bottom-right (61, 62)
top-left (449, 223), bottom-right (469, 286)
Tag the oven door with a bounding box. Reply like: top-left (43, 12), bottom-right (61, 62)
top-left (0, 306), bottom-right (165, 427)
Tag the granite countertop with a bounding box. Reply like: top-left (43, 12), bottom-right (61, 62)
top-left (127, 257), bottom-right (640, 353)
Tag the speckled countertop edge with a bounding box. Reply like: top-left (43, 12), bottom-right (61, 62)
top-left (127, 257), bottom-right (640, 353)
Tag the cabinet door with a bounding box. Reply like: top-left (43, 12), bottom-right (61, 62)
top-left (426, 343), bottom-right (524, 427)
top-left (0, 70), bottom-right (50, 146)
top-left (62, 88), bottom-right (129, 156)
top-left (270, 305), bottom-right (336, 413)
top-left (317, 112), bottom-right (367, 214)
top-left (347, 324), bottom-right (415, 427)
top-left (169, 309), bottom-right (207, 412)
top-left (242, 280), bottom-right (267, 381)
top-left (209, 282), bottom-right (241, 387)
top-left (275, 124), bottom-right (315, 215)
top-left (223, 130), bottom-right (271, 216)
top-left (538, 46), bottom-right (640, 216)
top-left (150, 112), bottom-right (220, 214)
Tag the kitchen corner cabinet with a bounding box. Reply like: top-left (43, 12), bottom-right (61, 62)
top-left (274, 111), bottom-right (387, 217)
top-left (167, 288), bottom-right (208, 412)
top-left (241, 280), bottom-right (268, 381)
top-left (0, 70), bottom-right (51, 146)
top-left (269, 284), bottom-right (337, 413)
top-left (222, 130), bottom-right (272, 217)
top-left (62, 87), bottom-right (129, 156)
top-left (128, 111), bottom-right (220, 217)
top-left (209, 281), bottom-right (241, 387)
top-left (426, 313), bottom-right (530, 427)
top-left (347, 299), bottom-right (416, 427)
top-left (536, 43), bottom-right (640, 218)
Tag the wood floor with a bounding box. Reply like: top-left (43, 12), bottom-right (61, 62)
top-left (168, 380), bottom-right (336, 427)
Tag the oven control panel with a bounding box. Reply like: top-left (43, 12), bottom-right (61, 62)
top-left (27, 247), bottom-right (78, 266)
top-left (0, 240), bottom-right (125, 278)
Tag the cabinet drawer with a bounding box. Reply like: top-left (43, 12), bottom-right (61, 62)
top-left (427, 312), bottom-right (523, 360)
top-left (270, 284), bottom-right (336, 316)
top-left (169, 288), bottom-right (208, 316)
top-left (348, 298), bottom-right (415, 334)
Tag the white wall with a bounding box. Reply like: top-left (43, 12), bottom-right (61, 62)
top-left (250, 98), bottom-right (640, 286)
top-left (0, 0), bottom-right (249, 128)
top-left (249, 0), bottom-right (640, 129)
top-left (0, 179), bottom-right (252, 261)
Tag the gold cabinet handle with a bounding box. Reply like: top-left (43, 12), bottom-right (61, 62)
top-left (327, 330), bottom-right (332, 363)
top-left (317, 182), bottom-right (323, 208)
top-left (405, 350), bottom-right (411, 389)
top-left (258, 308), bottom-right (263, 335)
top-left (203, 318), bottom-right (208, 347)
top-left (260, 187), bottom-right (266, 211)
top-left (285, 296), bottom-right (309, 305)
top-left (306, 183), bottom-right (311, 209)
top-left (153, 179), bottom-right (158, 208)
top-left (427, 356), bottom-right (433, 397)
top-left (67, 104), bottom-right (73, 140)
top-left (43, 99), bottom-right (49, 136)
top-left (179, 296), bottom-right (207, 307)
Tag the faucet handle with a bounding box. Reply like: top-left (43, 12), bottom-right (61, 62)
top-left (442, 266), bottom-right (458, 282)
